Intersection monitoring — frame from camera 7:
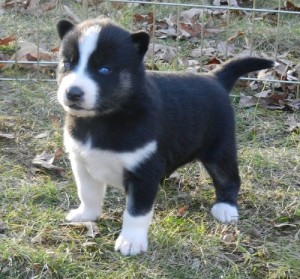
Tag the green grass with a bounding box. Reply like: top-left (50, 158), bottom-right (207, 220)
top-left (1, 1), bottom-right (300, 278)
top-left (1, 82), bottom-right (299, 278)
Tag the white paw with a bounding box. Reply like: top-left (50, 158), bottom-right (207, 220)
top-left (66, 207), bottom-right (99, 222)
top-left (211, 203), bottom-right (239, 223)
top-left (115, 230), bottom-right (148, 256)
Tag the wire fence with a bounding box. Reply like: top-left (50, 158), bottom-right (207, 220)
top-left (1, 0), bottom-right (300, 97)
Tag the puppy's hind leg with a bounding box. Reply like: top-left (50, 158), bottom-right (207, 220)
top-left (67, 155), bottom-right (106, 222)
top-left (200, 146), bottom-right (240, 223)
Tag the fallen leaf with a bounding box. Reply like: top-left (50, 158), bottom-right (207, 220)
top-left (285, 99), bottom-right (300, 111)
top-left (26, 51), bottom-right (52, 62)
top-left (164, 14), bottom-right (177, 28)
top-left (216, 41), bottom-right (235, 57)
top-left (178, 19), bottom-right (202, 38)
top-left (31, 234), bottom-right (46, 244)
top-left (222, 233), bottom-right (236, 243)
top-left (257, 68), bottom-right (275, 81)
top-left (34, 131), bottom-right (50, 139)
top-left (206, 57), bottom-right (222, 65)
top-left (1, 0), bottom-right (15, 8)
top-left (6, 41), bottom-right (54, 69)
top-left (111, 2), bottom-right (126, 9)
top-left (274, 62), bottom-right (289, 78)
top-left (234, 49), bottom-right (258, 58)
top-left (269, 92), bottom-right (289, 104)
top-left (274, 222), bottom-right (297, 228)
top-left (177, 206), bottom-right (188, 216)
top-left (133, 12), bottom-right (154, 25)
top-left (213, 0), bottom-right (239, 6)
top-left (180, 8), bottom-right (205, 24)
top-left (0, 131), bottom-right (15, 139)
top-left (285, 116), bottom-right (300, 132)
top-left (82, 241), bottom-right (98, 248)
top-left (277, 56), bottom-right (295, 67)
top-left (133, 13), bottom-right (146, 23)
top-left (50, 46), bottom-right (60, 52)
top-left (2, 0), bottom-right (28, 10)
top-left (0, 34), bottom-right (16, 46)
top-left (40, 0), bottom-right (57, 12)
top-left (254, 90), bottom-right (272, 98)
top-left (191, 47), bottom-right (216, 58)
top-left (54, 147), bottom-right (64, 161)
top-left (227, 31), bottom-right (245, 43)
top-left (32, 152), bottom-right (64, 171)
top-left (85, 222), bottom-right (100, 238)
top-left (285, 0), bottom-right (300, 11)
top-left (156, 26), bottom-right (177, 38)
top-left (239, 93), bottom-right (258, 108)
top-left (261, 103), bottom-right (285, 110)
top-left (25, 0), bottom-right (40, 15)
top-left (148, 43), bottom-right (177, 63)
top-left (63, 222), bottom-right (100, 238)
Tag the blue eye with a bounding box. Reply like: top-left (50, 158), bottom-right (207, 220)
top-left (63, 61), bottom-right (71, 71)
top-left (99, 67), bottom-right (111, 75)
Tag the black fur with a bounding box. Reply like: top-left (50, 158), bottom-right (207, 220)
top-left (57, 18), bottom-right (274, 218)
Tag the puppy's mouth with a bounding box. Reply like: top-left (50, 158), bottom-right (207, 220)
top-left (62, 102), bottom-right (99, 117)
top-left (68, 104), bottom-right (83, 110)
top-left (66, 102), bottom-right (94, 111)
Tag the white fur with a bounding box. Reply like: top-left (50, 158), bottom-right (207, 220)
top-left (57, 26), bottom-right (101, 117)
top-left (118, 141), bottom-right (157, 171)
top-left (64, 130), bottom-right (157, 221)
top-left (211, 202), bottom-right (238, 223)
top-left (57, 72), bottom-right (99, 117)
top-left (66, 156), bottom-right (106, 221)
top-left (65, 131), bottom-right (157, 188)
top-left (77, 26), bottom-right (101, 74)
top-left (115, 209), bottom-right (153, 256)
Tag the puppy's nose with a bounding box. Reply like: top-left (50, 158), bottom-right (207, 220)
top-left (66, 86), bottom-right (84, 102)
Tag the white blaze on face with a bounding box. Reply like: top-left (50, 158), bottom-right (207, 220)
top-left (57, 26), bottom-right (101, 117)
top-left (77, 25), bottom-right (101, 74)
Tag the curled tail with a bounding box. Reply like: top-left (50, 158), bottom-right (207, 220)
top-left (213, 57), bottom-right (274, 92)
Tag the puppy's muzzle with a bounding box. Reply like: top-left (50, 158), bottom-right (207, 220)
top-left (67, 86), bottom-right (84, 102)
top-left (66, 86), bottom-right (84, 109)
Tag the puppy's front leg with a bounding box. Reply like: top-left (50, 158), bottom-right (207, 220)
top-left (115, 208), bottom-right (153, 256)
top-left (67, 155), bottom-right (106, 222)
top-left (115, 171), bottom-right (159, 256)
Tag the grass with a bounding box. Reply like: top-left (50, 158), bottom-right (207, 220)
top-left (1, 1), bottom-right (300, 278)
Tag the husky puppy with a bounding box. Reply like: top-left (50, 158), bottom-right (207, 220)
top-left (56, 18), bottom-right (274, 256)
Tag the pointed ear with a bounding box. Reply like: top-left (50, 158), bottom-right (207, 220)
top-left (57, 20), bottom-right (75, 40)
top-left (131, 31), bottom-right (150, 57)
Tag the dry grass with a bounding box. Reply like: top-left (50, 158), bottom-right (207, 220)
top-left (1, 75), bottom-right (299, 279)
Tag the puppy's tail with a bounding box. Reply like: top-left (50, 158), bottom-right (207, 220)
top-left (213, 57), bottom-right (274, 92)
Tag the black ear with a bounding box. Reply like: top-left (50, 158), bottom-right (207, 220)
top-left (131, 31), bottom-right (150, 57)
top-left (57, 20), bottom-right (75, 40)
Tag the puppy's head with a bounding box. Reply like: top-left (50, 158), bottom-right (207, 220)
top-left (56, 18), bottom-right (150, 117)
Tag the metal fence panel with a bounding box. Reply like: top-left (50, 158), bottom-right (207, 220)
top-left (1, 0), bottom-right (300, 95)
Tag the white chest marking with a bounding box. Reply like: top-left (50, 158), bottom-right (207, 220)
top-left (64, 131), bottom-right (157, 189)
